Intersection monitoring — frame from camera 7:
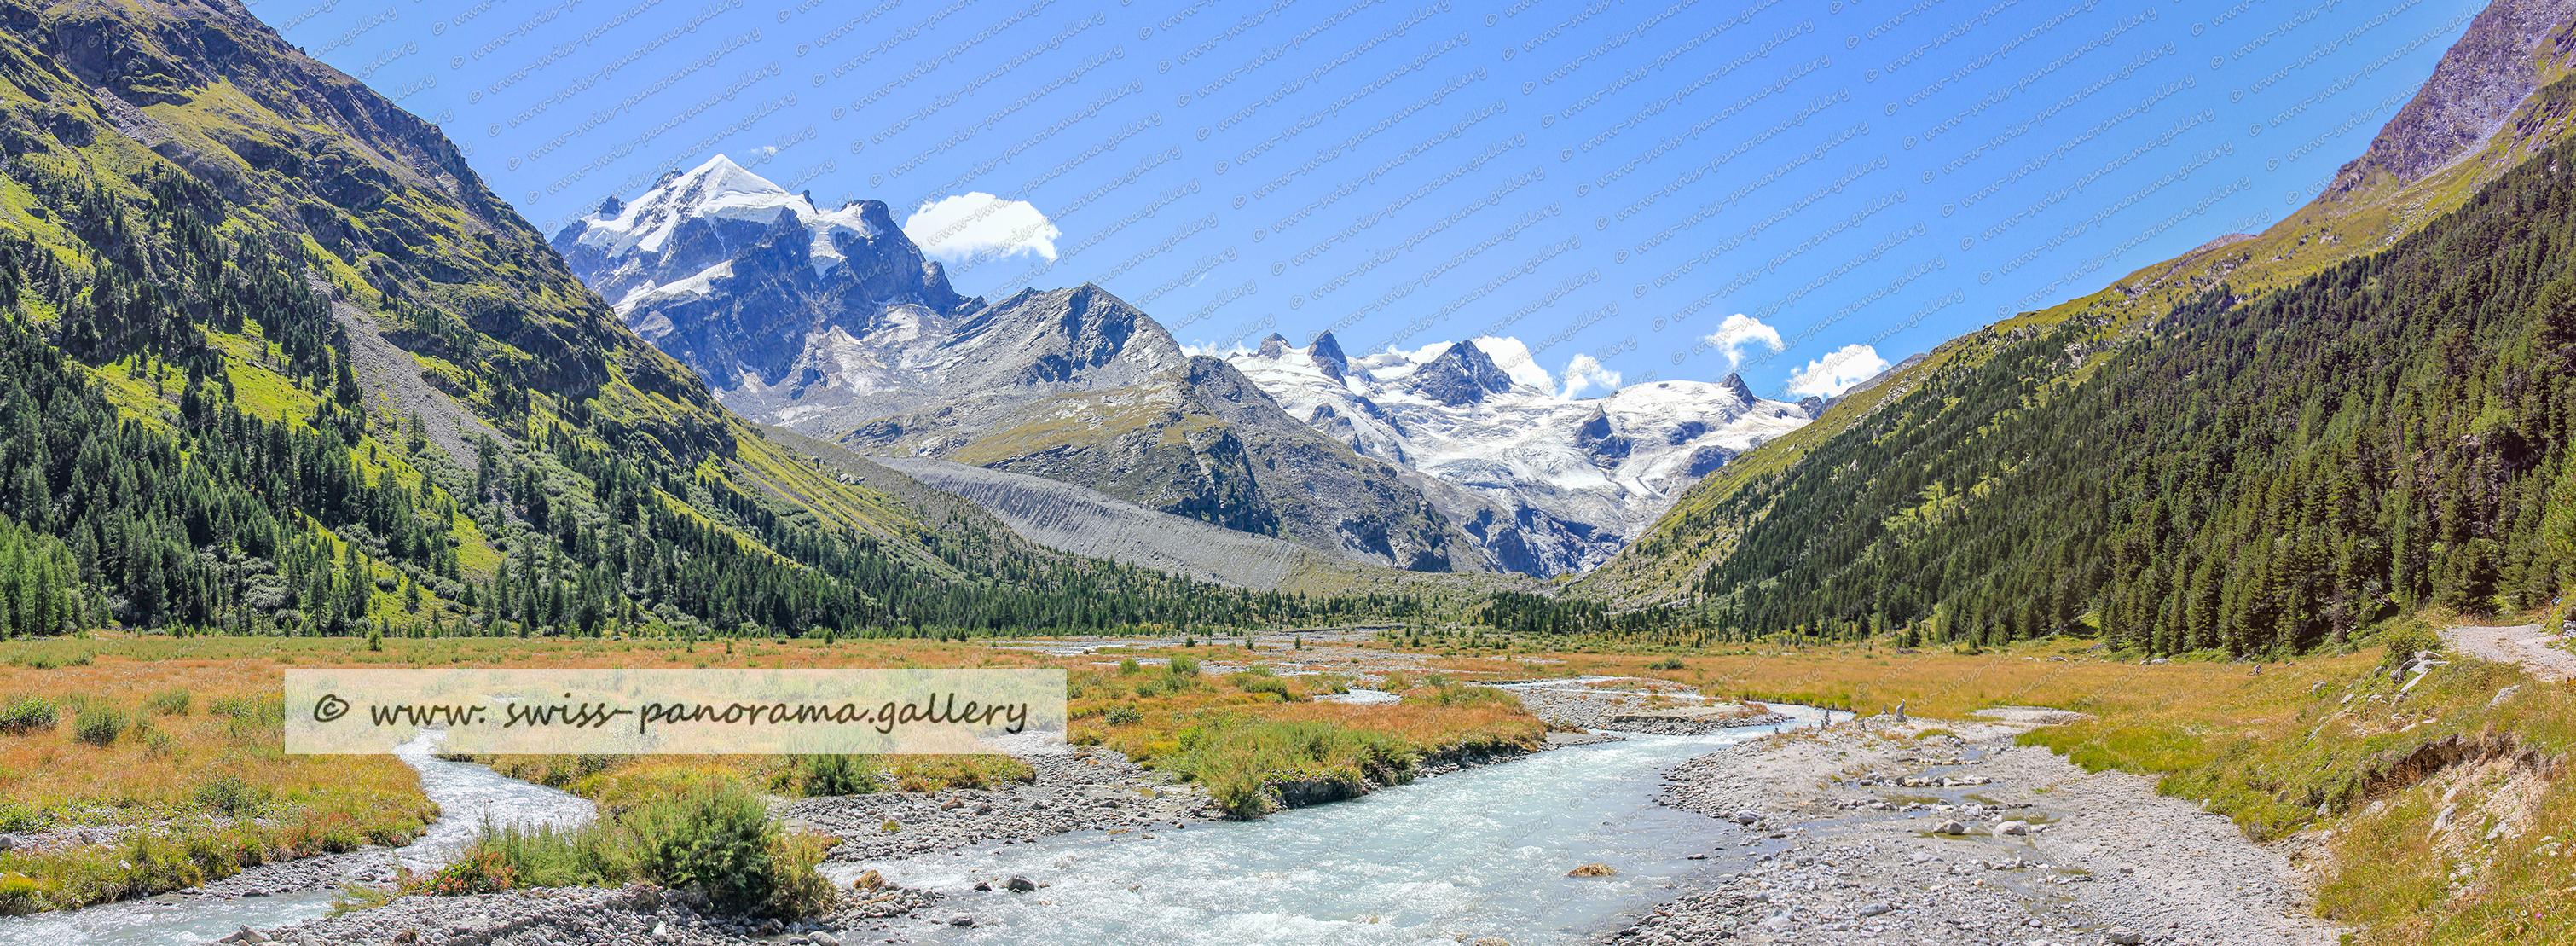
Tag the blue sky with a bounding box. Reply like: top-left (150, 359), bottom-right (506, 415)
top-left (265, 0), bottom-right (2478, 400)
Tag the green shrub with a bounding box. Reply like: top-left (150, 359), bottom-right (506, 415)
top-left (72, 706), bottom-right (127, 746)
top-left (1647, 657), bottom-right (1686, 670)
top-left (1167, 655), bottom-right (1201, 676)
top-left (796, 755), bottom-right (882, 797)
top-left (143, 689), bottom-right (192, 717)
top-left (1102, 705), bottom-right (1143, 726)
top-left (2375, 620), bottom-right (2439, 669)
top-left (1116, 658), bottom-right (1142, 675)
top-left (0, 696), bottom-right (58, 734)
top-left (627, 781), bottom-right (832, 918)
top-left (1234, 675), bottom-right (1290, 701)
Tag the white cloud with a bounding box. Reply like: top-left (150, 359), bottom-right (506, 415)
top-left (1785, 344), bottom-right (1891, 398)
top-left (1473, 337), bottom-right (1555, 391)
top-left (901, 193), bottom-right (1059, 262)
top-left (1560, 354), bottom-right (1621, 398)
top-left (1704, 314), bottom-right (1783, 370)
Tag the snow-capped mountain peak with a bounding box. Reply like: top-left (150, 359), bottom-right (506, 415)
top-left (559, 155), bottom-right (903, 309)
top-left (1224, 334), bottom-right (1814, 575)
top-left (1405, 339), bottom-right (1519, 406)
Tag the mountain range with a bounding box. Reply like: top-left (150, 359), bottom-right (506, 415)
top-left (553, 158), bottom-right (1822, 580)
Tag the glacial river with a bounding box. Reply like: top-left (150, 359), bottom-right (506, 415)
top-left (825, 700), bottom-right (1831, 945)
top-left (0, 704), bottom-right (1826, 945)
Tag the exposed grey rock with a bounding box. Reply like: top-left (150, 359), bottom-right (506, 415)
top-left (1405, 339), bottom-right (1515, 406)
top-left (2328, 0), bottom-right (2576, 194)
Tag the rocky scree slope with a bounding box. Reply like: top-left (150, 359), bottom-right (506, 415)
top-left (858, 355), bottom-right (1491, 574)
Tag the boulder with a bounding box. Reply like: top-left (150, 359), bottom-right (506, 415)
top-left (1006, 876), bottom-right (1038, 892)
top-left (1567, 862), bottom-right (1618, 877)
top-left (1996, 820), bottom-right (2029, 836)
top-left (1936, 820), bottom-right (1966, 835)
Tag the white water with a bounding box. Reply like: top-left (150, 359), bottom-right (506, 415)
top-left (0, 734), bottom-right (593, 946)
top-left (826, 704), bottom-right (1828, 945)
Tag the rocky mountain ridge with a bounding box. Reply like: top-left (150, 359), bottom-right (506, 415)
top-left (559, 160), bottom-right (1809, 577)
top-left (1225, 334), bottom-right (1816, 577)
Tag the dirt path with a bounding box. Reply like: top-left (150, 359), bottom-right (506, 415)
top-left (2440, 624), bottom-right (2575, 682)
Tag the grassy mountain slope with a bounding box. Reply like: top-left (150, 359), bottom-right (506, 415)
top-left (1572, 104), bottom-right (2576, 656)
top-left (0, 0), bottom-right (1392, 639)
top-left (1589, 0), bottom-right (2576, 612)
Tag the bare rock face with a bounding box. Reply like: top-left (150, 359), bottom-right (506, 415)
top-left (1404, 339), bottom-right (1516, 407)
top-left (2330, 0), bottom-right (2576, 193)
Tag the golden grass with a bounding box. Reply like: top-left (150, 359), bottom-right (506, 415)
top-left (0, 648), bottom-right (437, 912)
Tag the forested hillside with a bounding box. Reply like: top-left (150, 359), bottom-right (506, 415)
top-left (0, 0), bottom-right (1403, 640)
top-left (1603, 131), bottom-right (2576, 655)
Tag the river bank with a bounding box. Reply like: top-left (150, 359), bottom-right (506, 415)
top-left (1604, 711), bottom-right (2344, 945)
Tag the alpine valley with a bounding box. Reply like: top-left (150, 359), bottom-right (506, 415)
top-left (7, 1), bottom-right (2576, 945)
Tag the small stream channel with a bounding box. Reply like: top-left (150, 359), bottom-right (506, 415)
top-left (0, 734), bottom-right (594, 946)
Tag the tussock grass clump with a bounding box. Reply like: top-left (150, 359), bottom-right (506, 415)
top-left (1165, 716), bottom-right (1415, 818)
top-left (71, 706), bottom-right (127, 746)
top-left (0, 696), bottom-right (55, 734)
